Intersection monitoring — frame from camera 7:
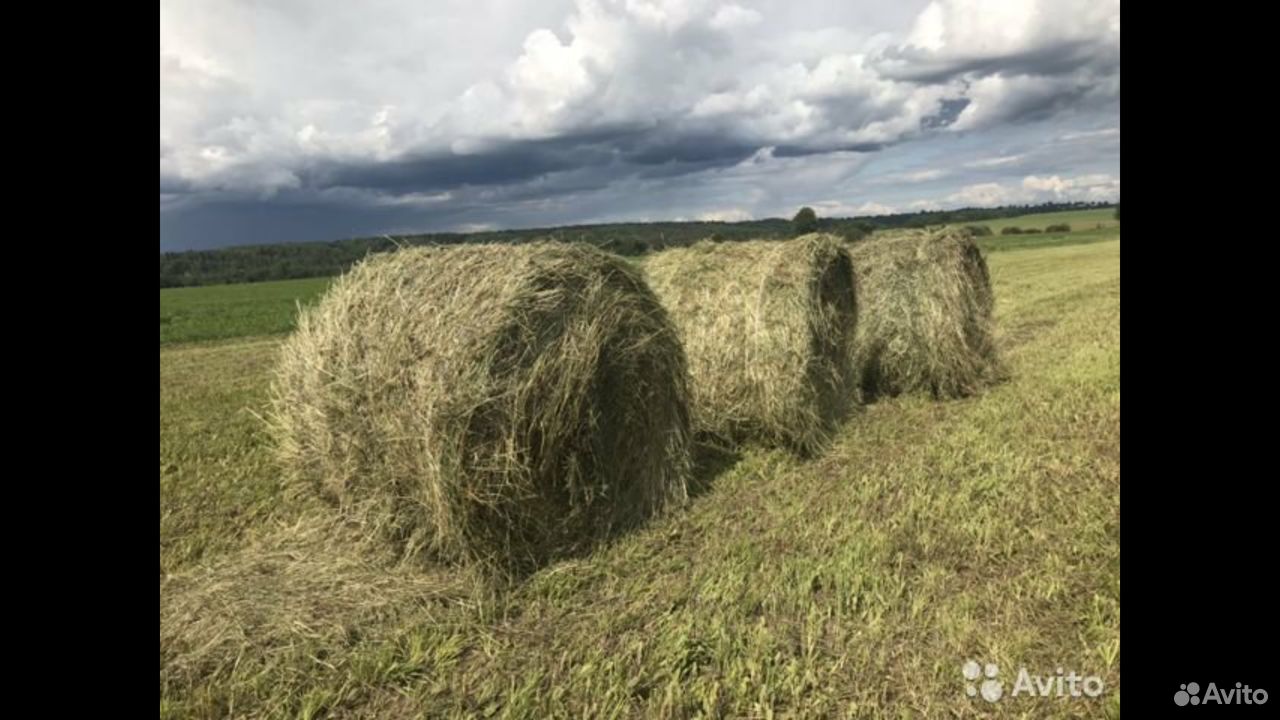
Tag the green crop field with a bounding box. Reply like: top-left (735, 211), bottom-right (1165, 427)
top-left (160, 228), bottom-right (1120, 718)
top-left (938, 207), bottom-right (1118, 253)
top-left (965, 207), bottom-right (1118, 233)
top-left (972, 226), bottom-right (1114, 253)
top-left (160, 276), bottom-right (332, 345)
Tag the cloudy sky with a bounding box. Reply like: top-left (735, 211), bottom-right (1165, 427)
top-left (159, 0), bottom-right (1119, 251)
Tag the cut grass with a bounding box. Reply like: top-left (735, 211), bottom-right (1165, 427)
top-left (159, 338), bottom-right (311, 576)
top-left (160, 239), bottom-right (1120, 719)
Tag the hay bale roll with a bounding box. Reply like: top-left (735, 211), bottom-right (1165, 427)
top-left (644, 234), bottom-right (857, 455)
top-left (847, 227), bottom-right (998, 400)
top-left (269, 242), bottom-right (692, 574)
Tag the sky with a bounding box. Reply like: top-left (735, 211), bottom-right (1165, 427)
top-left (159, 0), bottom-right (1120, 251)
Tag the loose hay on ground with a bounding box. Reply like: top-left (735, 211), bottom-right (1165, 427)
top-left (644, 234), bottom-right (857, 455)
top-left (269, 242), bottom-right (692, 576)
top-left (159, 516), bottom-right (481, 706)
top-left (847, 227), bottom-right (999, 400)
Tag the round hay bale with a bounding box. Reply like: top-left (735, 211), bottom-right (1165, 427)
top-left (269, 242), bottom-right (692, 574)
top-left (644, 234), bottom-right (857, 455)
top-left (847, 227), bottom-right (999, 400)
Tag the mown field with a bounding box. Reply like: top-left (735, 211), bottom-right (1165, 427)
top-left (160, 219), bottom-right (1120, 718)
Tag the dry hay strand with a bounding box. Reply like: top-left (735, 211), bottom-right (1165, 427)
top-left (159, 516), bottom-right (484, 703)
top-left (644, 234), bottom-right (858, 455)
top-left (847, 227), bottom-right (999, 400)
top-left (269, 242), bottom-right (692, 576)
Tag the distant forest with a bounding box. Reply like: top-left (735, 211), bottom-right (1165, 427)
top-left (160, 201), bottom-right (1113, 288)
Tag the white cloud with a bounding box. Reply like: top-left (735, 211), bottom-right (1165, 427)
top-left (967, 154), bottom-right (1026, 168)
top-left (892, 0), bottom-right (1120, 75)
top-left (946, 182), bottom-right (1021, 207)
top-left (793, 199), bottom-right (900, 219)
top-left (1022, 173), bottom-right (1118, 200)
top-left (908, 199), bottom-right (943, 210)
top-left (945, 172), bottom-right (1118, 206)
top-left (880, 168), bottom-right (947, 183)
top-left (949, 72), bottom-right (1085, 131)
top-left (1059, 126), bottom-right (1120, 142)
top-left (854, 201), bottom-right (898, 216)
top-left (709, 4), bottom-right (763, 31)
top-left (881, 0), bottom-right (1120, 135)
top-left (373, 191), bottom-right (455, 207)
top-left (697, 207), bottom-right (754, 221)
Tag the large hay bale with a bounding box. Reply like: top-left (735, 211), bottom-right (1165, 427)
top-left (269, 242), bottom-right (692, 574)
top-left (644, 234), bottom-right (857, 455)
top-left (847, 228), bottom-right (998, 399)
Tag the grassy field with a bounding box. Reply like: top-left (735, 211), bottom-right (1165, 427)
top-left (960, 207), bottom-right (1118, 234)
top-left (160, 232), bottom-right (1120, 717)
top-left (159, 209), bottom-right (1118, 346)
top-left (962, 208), bottom-right (1118, 255)
top-left (160, 277), bottom-right (332, 345)
top-left (972, 226), bottom-right (1114, 254)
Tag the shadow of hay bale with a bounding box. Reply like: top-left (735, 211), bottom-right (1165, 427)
top-left (688, 439), bottom-right (744, 499)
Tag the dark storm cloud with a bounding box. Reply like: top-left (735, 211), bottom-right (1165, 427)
top-left (288, 124), bottom-right (771, 200)
top-left (160, 195), bottom-right (474, 251)
top-left (877, 39), bottom-right (1106, 84)
top-left (620, 132), bottom-right (762, 166)
top-left (159, 176), bottom-right (196, 194)
top-left (305, 126), bottom-right (635, 192)
top-left (771, 142), bottom-right (887, 157)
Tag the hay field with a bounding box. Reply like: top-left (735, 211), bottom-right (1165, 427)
top-left (160, 234), bottom-right (1120, 718)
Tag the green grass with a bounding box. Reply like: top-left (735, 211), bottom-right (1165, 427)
top-left (160, 277), bottom-right (331, 345)
top-left (947, 208), bottom-right (1119, 254)
top-left (959, 208), bottom-right (1118, 234)
top-left (161, 239), bottom-right (1120, 718)
top-left (976, 226), bottom-right (1117, 253)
